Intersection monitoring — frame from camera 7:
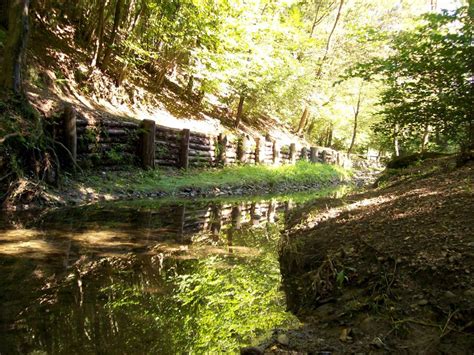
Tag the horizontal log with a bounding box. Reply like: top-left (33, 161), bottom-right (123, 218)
top-left (156, 132), bottom-right (180, 141)
top-left (156, 125), bottom-right (181, 134)
top-left (86, 137), bottom-right (136, 145)
top-left (101, 128), bottom-right (129, 137)
top-left (189, 143), bottom-right (214, 152)
top-left (156, 140), bottom-right (180, 148)
top-left (189, 136), bottom-right (212, 145)
top-left (101, 119), bottom-right (139, 128)
top-left (189, 149), bottom-right (215, 156)
top-left (87, 143), bottom-right (136, 152)
top-left (190, 131), bottom-right (210, 139)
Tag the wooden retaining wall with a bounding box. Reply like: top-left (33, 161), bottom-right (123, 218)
top-left (62, 110), bottom-right (351, 170)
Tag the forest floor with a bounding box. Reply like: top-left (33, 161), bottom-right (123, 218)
top-left (267, 156), bottom-right (474, 353)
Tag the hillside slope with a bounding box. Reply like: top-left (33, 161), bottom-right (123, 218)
top-left (20, 22), bottom-right (308, 146)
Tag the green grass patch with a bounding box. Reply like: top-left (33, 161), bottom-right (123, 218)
top-left (77, 161), bottom-right (351, 195)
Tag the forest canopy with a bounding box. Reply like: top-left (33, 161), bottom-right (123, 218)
top-left (0, 0), bottom-right (472, 157)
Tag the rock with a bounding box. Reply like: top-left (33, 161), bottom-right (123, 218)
top-left (277, 334), bottom-right (289, 346)
top-left (370, 337), bottom-right (385, 349)
top-left (339, 328), bottom-right (353, 342)
top-left (444, 291), bottom-right (456, 298)
top-left (417, 299), bottom-right (429, 306)
top-left (464, 288), bottom-right (474, 297)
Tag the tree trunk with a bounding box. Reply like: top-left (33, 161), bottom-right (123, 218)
top-left (348, 87), bottom-right (362, 154)
top-left (316, 0), bottom-right (344, 78)
top-left (394, 124), bottom-right (400, 157)
top-left (421, 124), bottom-right (430, 152)
top-left (186, 75), bottom-right (194, 97)
top-left (0, 0), bottom-right (30, 94)
top-left (296, 107), bottom-right (309, 135)
top-left (101, 0), bottom-right (125, 69)
top-left (90, 0), bottom-right (106, 68)
top-left (235, 94), bottom-right (245, 128)
top-left (326, 126), bottom-right (333, 147)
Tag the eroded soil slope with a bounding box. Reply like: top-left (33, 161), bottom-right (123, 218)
top-left (277, 158), bottom-right (473, 353)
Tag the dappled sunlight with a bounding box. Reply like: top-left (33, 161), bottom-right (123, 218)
top-left (152, 243), bottom-right (260, 260)
top-left (0, 229), bottom-right (62, 257)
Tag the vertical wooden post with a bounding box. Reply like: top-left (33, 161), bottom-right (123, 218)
top-left (322, 150), bottom-right (328, 164)
top-left (237, 135), bottom-right (249, 163)
top-left (272, 140), bottom-right (280, 165)
top-left (255, 137), bottom-right (261, 164)
top-left (218, 133), bottom-right (227, 166)
top-left (180, 128), bottom-right (190, 169)
top-left (310, 147), bottom-right (317, 163)
top-left (139, 119), bottom-right (156, 169)
top-left (301, 147), bottom-right (308, 161)
top-left (289, 143), bottom-right (296, 164)
top-left (63, 104), bottom-right (77, 167)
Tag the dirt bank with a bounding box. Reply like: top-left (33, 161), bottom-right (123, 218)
top-left (275, 157), bottom-right (474, 353)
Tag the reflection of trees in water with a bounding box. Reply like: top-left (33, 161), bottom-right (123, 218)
top-left (0, 199), bottom-right (299, 354)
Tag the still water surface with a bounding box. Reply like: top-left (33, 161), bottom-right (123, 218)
top-left (0, 191), bottom-right (341, 354)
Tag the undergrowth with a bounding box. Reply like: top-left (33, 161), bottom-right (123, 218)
top-left (0, 93), bottom-right (65, 207)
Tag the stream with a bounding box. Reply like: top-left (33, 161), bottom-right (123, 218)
top-left (0, 189), bottom-right (345, 354)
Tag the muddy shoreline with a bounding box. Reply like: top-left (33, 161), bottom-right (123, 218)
top-left (4, 175), bottom-right (355, 211)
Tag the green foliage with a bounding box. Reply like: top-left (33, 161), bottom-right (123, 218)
top-left (354, 7), bottom-right (473, 153)
top-left (77, 160), bottom-right (350, 196)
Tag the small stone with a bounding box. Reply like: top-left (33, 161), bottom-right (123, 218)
top-left (277, 334), bottom-right (289, 346)
top-left (464, 288), bottom-right (474, 297)
top-left (444, 291), bottom-right (456, 298)
top-left (339, 328), bottom-right (352, 342)
top-left (417, 299), bottom-right (429, 306)
top-left (370, 337), bottom-right (385, 349)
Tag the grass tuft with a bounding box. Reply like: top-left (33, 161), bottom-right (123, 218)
top-left (78, 161), bottom-right (351, 195)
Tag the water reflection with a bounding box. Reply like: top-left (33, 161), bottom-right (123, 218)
top-left (0, 192), bottom-right (342, 353)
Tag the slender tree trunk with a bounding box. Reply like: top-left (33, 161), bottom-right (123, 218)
top-left (394, 124), bottom-right (400, 157)
top-left (235, 94), bottom-right (245, 128)
top-left (186, 75), bottom-right (194, 97)
top-left (326, 126), bottom-right (333, 147)
top-left (421, 124), bottom-right (431, 152)
top-left (309, 1), bottom-right (322, 38)
top-left (296, 107), bottom-right (309, 135)
top-left (316, 0), bottom-right (344, 78)
top-left (0, 0), bottom-right (30, 94)
top-left (101, 0), bottom-right (125, 69)
top-left (348, 86), bottom-right (362, 154)
top-left (90, 0), bottom-right (106, 68)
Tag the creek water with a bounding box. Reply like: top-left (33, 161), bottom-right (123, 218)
top-left (0, 190), bottom-right (344, 354)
